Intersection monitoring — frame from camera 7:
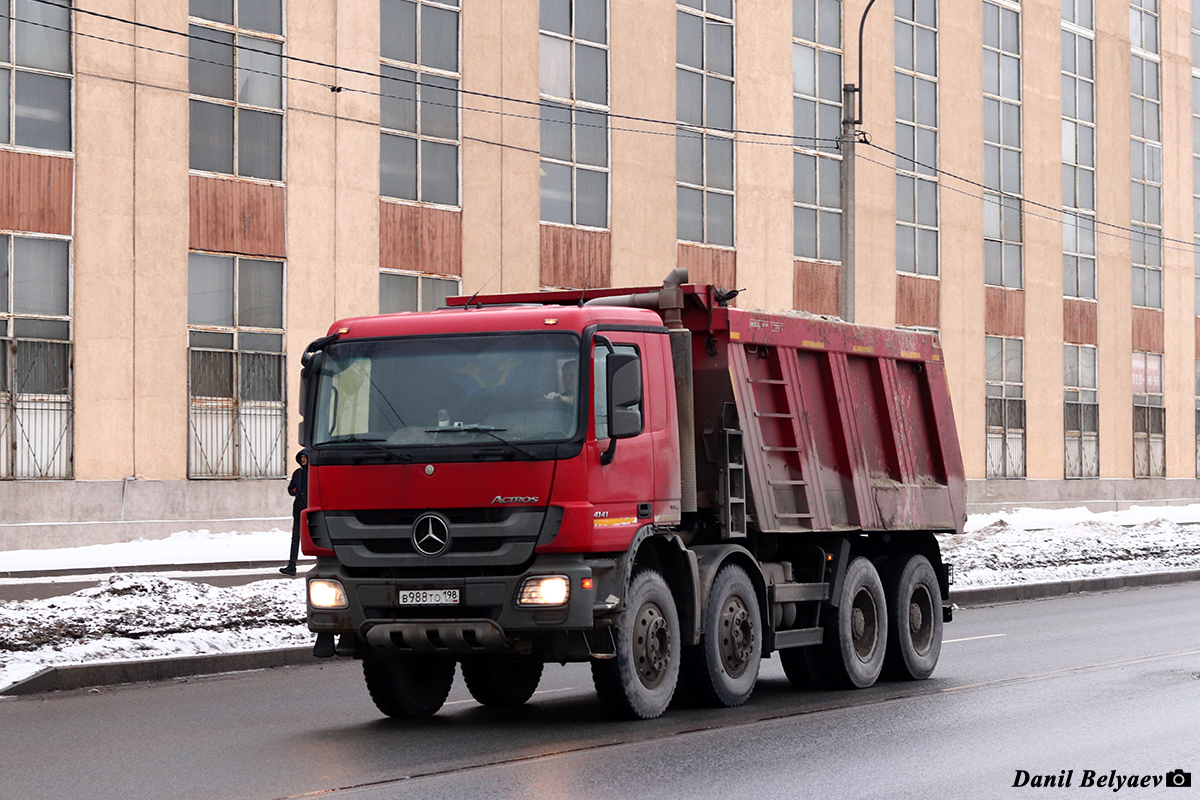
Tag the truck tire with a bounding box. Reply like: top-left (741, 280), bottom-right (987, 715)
top-left (590, 569), bottom-right (681, 720)
top-left (362, 652), bottom-right (455, 718)
top-left (804, 556), bottom-right (887, 689)
top-left (685, 564), bottom-right (761, 707)
top-left (882, 554), bottom-right (943, 681)
top-left (461, 659), bottom-right (544, 707)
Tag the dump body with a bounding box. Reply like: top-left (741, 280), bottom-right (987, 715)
top-left (693, 304), bottom-right (965, 538)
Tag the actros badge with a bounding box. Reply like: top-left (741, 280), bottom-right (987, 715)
top-left (411, 513), bottom-right (450, 556)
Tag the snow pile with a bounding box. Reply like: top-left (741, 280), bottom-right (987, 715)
top-left (0, 575), bottom-right (307, 691)
top-left (940, 518), bottom-right (1200, 588)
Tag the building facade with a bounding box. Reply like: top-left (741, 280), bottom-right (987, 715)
top-left (3, 0), bottom-right (1200, 549)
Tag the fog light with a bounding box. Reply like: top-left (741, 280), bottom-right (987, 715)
top-left (309, 579), bottom-right (349, 609)
top-left (517, 575), bottom-right (570, 607)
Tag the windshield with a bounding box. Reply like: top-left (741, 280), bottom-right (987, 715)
top-left (312, 333), bottom-right (581, 447)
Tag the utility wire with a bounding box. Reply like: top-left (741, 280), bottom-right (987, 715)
top-left (28, 0), bottom-right (838, 147)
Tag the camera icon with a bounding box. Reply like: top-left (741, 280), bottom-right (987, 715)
top-left (1166, 770), bottom-right (1192, 788)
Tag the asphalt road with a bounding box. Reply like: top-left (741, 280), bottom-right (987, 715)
top-left (2, 583), bottom-right (1198, 800)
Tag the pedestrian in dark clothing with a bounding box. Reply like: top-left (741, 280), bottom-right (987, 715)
top-left (280, 449), bottom-right (309, 576)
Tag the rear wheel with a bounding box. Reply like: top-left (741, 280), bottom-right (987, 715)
top-left (685, 564), bottom-right (762, 707)
top-left (804, 557), bottom-right (887, 689)
top-left (362, 652), bottom-right (455, 718)
top-left (462, 659), bottom-right (544, 707)
top-left (882, 554), bottom-right (943, 681)
top-left (591, 569), bottom-right (681, 720)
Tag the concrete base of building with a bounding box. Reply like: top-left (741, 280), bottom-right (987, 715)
top-left (966, 477), bottom-right (1200, 515)
top-left (0, 479), bottom-right (290, 551)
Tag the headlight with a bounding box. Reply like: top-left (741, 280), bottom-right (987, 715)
top-left (308, 579), bottom-right (349, 609)
top-left (517, 575), bottom-right (570, 607)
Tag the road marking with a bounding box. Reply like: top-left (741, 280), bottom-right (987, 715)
top-left (943, 633), bottom-right (1008, 643)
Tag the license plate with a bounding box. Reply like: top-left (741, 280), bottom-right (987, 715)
top-left (396, 588), bottom-right (460, 606)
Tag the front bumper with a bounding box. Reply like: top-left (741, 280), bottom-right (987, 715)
top-left (307, 553), bottom-right (610, 655)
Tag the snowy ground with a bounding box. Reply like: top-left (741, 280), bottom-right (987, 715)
top-left (2, 507), bottom-right (1199, 693)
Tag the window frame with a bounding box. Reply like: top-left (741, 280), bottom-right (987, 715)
top-left (186, 250), bottom-right (288, 480)
top-left (188, 1), bottom-right (287, 182)
top-left (676, 0), bottom-right (736, 248)
top-left (539, 0), bottom-right (611, 230)
top-left (894, 0), bottom-right (939, 277)
top-left (985, 334), bottom-right (1025, 479)
top-left (378, 268), bottom-right (461, 313)
top-left (1, 0), bottom-right (74, 155)
top-left (379, 0), bottom-right (462, 208)
top-left (792, 0), bottom-right (843, 264)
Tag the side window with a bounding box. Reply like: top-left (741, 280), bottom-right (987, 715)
top-left (593, 341), bottom-right (639, 439)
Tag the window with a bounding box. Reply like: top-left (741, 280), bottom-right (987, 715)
top-left (380, 0), bottom-right (460, 206)
top-left (1, 0), bottom-right (72, 152)
top-left (592, 342), bottom-right (638, 440)
top-left (792, 0), bottom-right (842, 262)
top-left (379, 270), bottom-right (460, 313)
top-left (540, 0), bottom-right (609, 228)
top-left (0, 234), bottom-right (73, 479)
top-left (985, 335), bottom-right (1024, 478)
top-left (677, 0), bottom-right (734, 247)
top-left (895, 0), bottom-right (938, 276)
top-left (1130, 0), bottom-right (1161, 311)
top-left (189, 0), bottom-right (285, 180)
top-left (187, 252), bottom-right (286, 478)
top-left (1132, 351), bottom-right (1164, 477)
top-left (982, 1), bottom-right (1022, 289)
top-left (1064, 344), bottom-right (1098, 478)
top-left (1195, 359), bottom-right (1199, 477)
top-left (1062, 21), bottom-right (1095, 298)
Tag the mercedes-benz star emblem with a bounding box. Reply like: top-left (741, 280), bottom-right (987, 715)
top-left (412, 513), bottom-right (450, 557)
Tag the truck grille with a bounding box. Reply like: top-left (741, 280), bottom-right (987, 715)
top-left (319, 507), bottom-right (558, 569)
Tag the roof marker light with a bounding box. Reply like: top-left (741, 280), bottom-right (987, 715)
top-left (544, 318), bottom-right (558, 325)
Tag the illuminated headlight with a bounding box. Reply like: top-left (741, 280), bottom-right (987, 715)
top-left (308, 579), bottom-right (349, 609)
top-left (517, 575), bottom-right (570, 607)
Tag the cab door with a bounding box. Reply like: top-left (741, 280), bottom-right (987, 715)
top-left (586, 333), bottom-right (655, 549)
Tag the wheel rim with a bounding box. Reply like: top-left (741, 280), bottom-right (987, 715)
top-left (718, 594), bottom-right (754, 678)
top-left (634, 600), bottom-right (672, 688)
top-left (850, 587), bottom-right (879, 662)
top-left (908, 582), bottom-right (935, 655)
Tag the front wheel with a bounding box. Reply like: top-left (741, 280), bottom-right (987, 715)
top-left (591, 569), bottom-right (681, 720)
top-left (685, 564), bottom-right (762, 707)
top-left (804, 556), bottom-right (888, 689)
top-left (362, 652), bottom-right (455, 718)
top-left (462, 659), bottom-right (544, 707)
top-left (882, 554), bottom-right (943, 681)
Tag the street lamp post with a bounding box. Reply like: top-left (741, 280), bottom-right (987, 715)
top-left (840, 0), bottom-right (877, 323)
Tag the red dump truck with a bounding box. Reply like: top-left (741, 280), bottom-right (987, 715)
top-left (299, 269), bottom-right (965, 720)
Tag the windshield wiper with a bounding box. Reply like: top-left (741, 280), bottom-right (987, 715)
top-left (322, 435), bottom-right (403, 460)
top-left (423, 426), bottom-right (538, 460)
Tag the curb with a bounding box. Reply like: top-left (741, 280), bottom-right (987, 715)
top-left (4, 569), bottom-right (1199, 697)
top-left (1, 647), bottom-right (318, 696)
top-left (950, 567), bottom-right (1200, 606)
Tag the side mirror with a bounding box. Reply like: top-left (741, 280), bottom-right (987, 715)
top-left (606, 352), bottom-right (642, 440)
top-left (298, 351), bottom-right (324, 447)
